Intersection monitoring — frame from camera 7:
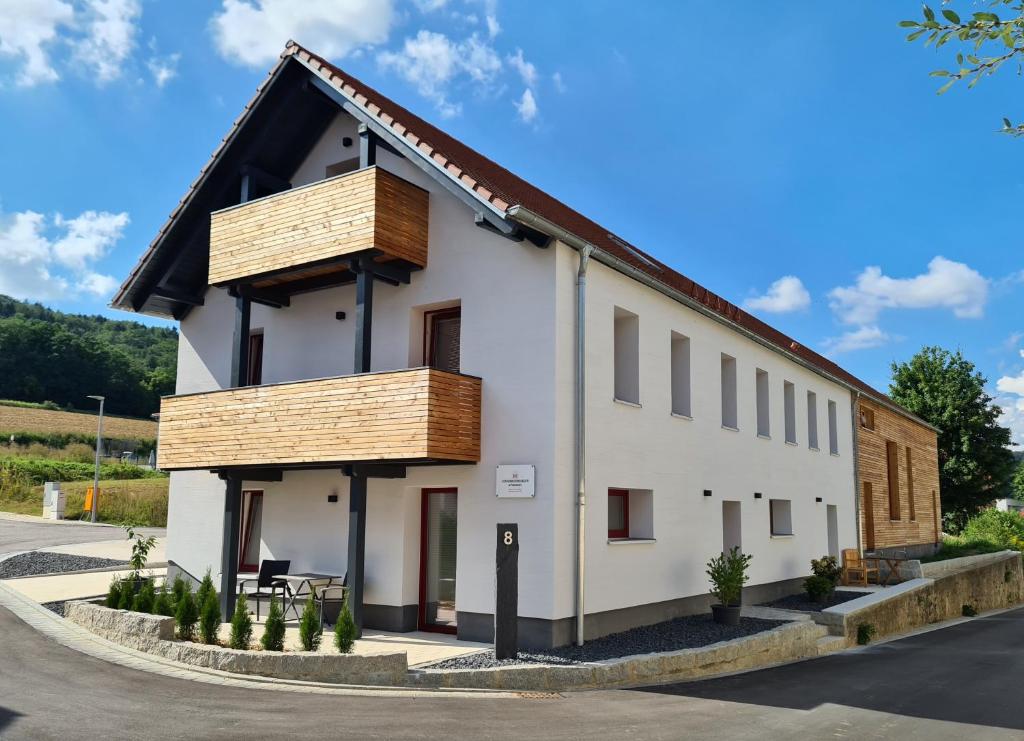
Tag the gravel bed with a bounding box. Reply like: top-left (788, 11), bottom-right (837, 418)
top-left (762, 590), bottom-right (864, 613)
top-left (0, 551), bottom-right (128, 579)
top-left (424, 615), bottom-right (786, 670)
top-left (42, 601), bottom-right (66, 617)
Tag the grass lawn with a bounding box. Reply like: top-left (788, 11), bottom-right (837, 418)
top-left (0, 477), bottom-right (169, 527)
top-left (921, 538), bottom-right (1008, 563)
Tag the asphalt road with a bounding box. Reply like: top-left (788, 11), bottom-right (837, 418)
top-left (1, 605), bottom-right (1022, 740)
top-left (0, 518), bottom-right (164, 556)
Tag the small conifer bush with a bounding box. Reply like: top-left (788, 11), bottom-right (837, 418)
top-left (229, 593), bottom-right (253, 650)
top-left (261, 596), bottom-right (286, 652)
top-left (132, 578), bottom-right (156, 614)
top-left (298, 594), bottom-right (322, 652)
top-left (153, 583), bottom-right (175, 617)
top-left (106, 577), bottom-right (122, 609)
top-left (171, 574), bottom-right (187, 607)
top-left (196, 569), bottom-right (216, 613)
top-left (175, 584), bottom-right (199, 641)
top-left (334, 599), bottom-right (356, 654)
top-left (117, 578), bottom-right (135, 610)
top-left (199, 590), bottom-right (221, 644)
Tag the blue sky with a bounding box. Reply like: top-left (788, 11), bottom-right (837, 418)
top-left (1, 1), bottom-right (1022, 444)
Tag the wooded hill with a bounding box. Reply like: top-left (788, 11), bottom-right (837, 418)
top-left (0, 295), bottom-right (177, 418)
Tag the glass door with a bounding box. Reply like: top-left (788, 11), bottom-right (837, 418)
top-left (239, 490), bottom-right (263, 572)
top-left (419, 488), bottom-right (458, 632)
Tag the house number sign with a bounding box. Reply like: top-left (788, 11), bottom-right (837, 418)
top-left (495, 465), bottom-right (535, 498)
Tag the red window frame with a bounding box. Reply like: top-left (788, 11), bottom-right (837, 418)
top-left (238, 490), bottom-right (263, 573)
top-left (608, 488), bottom-right (630, 539)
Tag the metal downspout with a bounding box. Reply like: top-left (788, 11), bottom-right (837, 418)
top-left (851, 390), bottom-right (863, 554)
top-left (576, 244), bottom-right (593, 647)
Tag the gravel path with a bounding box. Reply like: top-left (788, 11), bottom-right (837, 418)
top-left (41, 601), bottom-right (66, 617)
top-left (425, 615), bottom-right (786, 670)
top-left (0, 551), bottom-right (128, 579)
top-left (762, 590), bottom-right (864, 613)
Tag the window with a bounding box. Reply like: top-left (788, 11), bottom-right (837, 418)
top-left (886, 440), bottom-right (900, 520)
top-left (906, 446), bottom-right (916, 520)
top-left (670, 332), bottom-right (691, 417)
top-left (608, 489), bottom-right (629, 538)
top-left (246, 329), bottom-right (264, 386)
top-left (721, 354), bottom-right (738, 429)
top-left (864, 482), bottom-right (875, 551)
top-left (783, 381), bottom-right (796, 444)
top-left (769, 499), bottom-right (793, 536)
top-left (722, 501), bottom-right (742, 554)
top-left (756, 369), bottom-right (770, 437)
top-left (827, 400), bottom-right (839, 455)
top-left (859, 406), bottom-right (875, 430)
top-left (607, 488), bottom-right (654, 540)
top-left (807, 391), bottom-right (819, 449)
top-left (613, 307), bottom-right (640, 404)
top-left (425, 307), bottom-right (461, 373)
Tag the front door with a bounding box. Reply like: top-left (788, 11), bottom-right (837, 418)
top-left (239, 490), bottom-right (264, 572)
top-left (419, 488), bottom-right (458, 633)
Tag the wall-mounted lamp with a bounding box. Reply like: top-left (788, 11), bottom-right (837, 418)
top-left (342, 137), bottom-right (353, 147)
top-left (754, 492), bottom-right (763, 499)
top-left (815, 497), bottom-right (823, 503)
top-left (335, 311), bottom-right (346, 321)
top-left (703, 489), bottom-right (712, 497)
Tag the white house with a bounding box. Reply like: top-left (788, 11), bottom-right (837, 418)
top-left (113, 42), bottom-right (927, 648)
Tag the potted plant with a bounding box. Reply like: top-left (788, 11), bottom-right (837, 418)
top-left (706, 546), bottom-right (752, 625)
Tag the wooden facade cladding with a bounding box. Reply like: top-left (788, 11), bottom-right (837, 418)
top-left (856, 397), bottom-right (941, 551)
top-left (207, 166), bottom-right (429, 286)
top-left (156, 368), bottom-right (480, 471)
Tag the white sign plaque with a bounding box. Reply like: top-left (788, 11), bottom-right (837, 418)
top-left (496, 464), bottom-right (535, 498)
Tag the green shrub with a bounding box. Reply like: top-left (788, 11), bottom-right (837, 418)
top-left (261, 597), bottom-right (286, 652)
top-left (706, 547), bottom-right (752, 607)
top-left (962, 603), bottom-right (978, 617)
top-left (229, 594), bottom-right (253, 650)
top-left (962, 509), bottom-right (1024, 551)
top-left (199, 590), bottom-right (221, 645)
top-left (0, 457), bottom-right (161, 486)
top-left (334, 600), bottom-right (356, 654)
top-left (856, 623), bottom-right (876, 645)
top-left (810, 555), bottom-right (842, 585)
top-left (153, 583), bottom-right (174, 617)
top-left (106, 577), bottom-right (122, 609)
top-left (804, 575), bottom-right (835, 603)
top-left (171, 574), bottom-right (187, 607)
top-left (298, 595), bottom-right (322, 652)
top-left (117, 578), bottom-right (135, 610)
top-left (132, 578), bottom-right (156, 614)
top-left (195, 569), bottom-right (216, 611)
top-left (175, 585), bottom-right (199, 641)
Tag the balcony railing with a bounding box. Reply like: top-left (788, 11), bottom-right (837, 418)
top-left (208, 166), bottom-right (429, 289)
top-left (156, 368), bottom-right (480, 471)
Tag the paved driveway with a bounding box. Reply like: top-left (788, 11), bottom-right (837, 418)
top-left (1, 604), bottom-right (1022, 740)
top-left (0, 516), bottom-right (164, 556)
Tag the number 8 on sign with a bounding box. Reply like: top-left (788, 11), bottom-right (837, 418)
top-left (503, 530), bottom-right (513, 545)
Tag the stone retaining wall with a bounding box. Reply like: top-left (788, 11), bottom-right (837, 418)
top-left (410, 620), bottom-right (829, 691)
top-left (899, 550), bottom-right (1017, 580)
top-left (818, 551), bottom-right (1023, 642)
top-left (65, 601), bottom-right (407, 686)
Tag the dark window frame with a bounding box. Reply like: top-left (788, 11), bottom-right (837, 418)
top-left (423, 306), bottom-right (462, 372)
top-left (608, 488), bottom-right (630, 539)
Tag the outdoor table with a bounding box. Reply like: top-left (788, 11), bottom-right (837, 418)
top-left (865, 554), bottom-right (906, 586)
top-left (273, 572), bottom-right (344, 619)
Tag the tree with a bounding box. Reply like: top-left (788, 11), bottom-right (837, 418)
top-left (1012, 459), bottom-right (1024, 501)
top-left (229, 594), bottom-right (253, 650)
top-left (889, 347), bottom-right (1016, 528)
top-left (901, 2), bottom-right (1024, 136)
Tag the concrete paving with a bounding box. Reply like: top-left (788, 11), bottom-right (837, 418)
top-left (1, 594), bottom-right (1022, 739)
top-left (2, 567), bottom-right (167, 602)
top-left (0, 513), bottom-right (165, 556)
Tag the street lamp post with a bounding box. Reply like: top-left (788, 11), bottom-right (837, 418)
top-left (87, 395), bottom-right (105, 524)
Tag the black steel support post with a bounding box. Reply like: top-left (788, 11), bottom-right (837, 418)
top-left (353, 261), bottom-right (373, 375)
top-left (359, 124), bottom-right (377, 168)
top-left (220, 475), bottom-right (242, 620)
top-left (230, 293), bottom-right (251, 387)
top-left (347, 473), bottom-right (367, 636)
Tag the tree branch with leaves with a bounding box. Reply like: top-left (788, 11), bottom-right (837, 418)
top-left (901, 1), bottom-right (1024, 136)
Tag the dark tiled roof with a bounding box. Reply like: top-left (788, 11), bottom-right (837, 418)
top-left (290, 45), bottom-right (916, 418)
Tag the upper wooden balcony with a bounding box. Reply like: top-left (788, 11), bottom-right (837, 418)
top-left (156, 368), bottom-right (481, 472)
top-left (208, 166), bottom-right (429, 292)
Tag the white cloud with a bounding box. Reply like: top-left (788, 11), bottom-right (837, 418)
top-left (821, 325), bottom-right (892, 356)
top-left (997, 371), bottom-right (1024, 398)
top-left (514, 87), bottom-right (537, 123)
top-left (485, 14), bottom-right (500, 38)
top-left (0, 209), bottom-right (127, 301)
top-left (507, 48), bottom-right (535, 87)
top-left (0, 0), bottom-right (74, 86)
top-left (71, 0), bottom-right (140, 83)
top-left (552, 70), bottom-right (565, 92)
top-left (995, 392), bottom-right (1024, 447)
top-left (379, 30), bottom-right (500, 117)
top-left (147, 52), bottom-right (180, 87)
top-left (413, 0), bottom-right (448, 10)
top-left (744, 275), bottom-right (811, 314)
top-left (829, 256), bottom-right (989, 326)
top-left (211, 0), bottom-right (393, 69)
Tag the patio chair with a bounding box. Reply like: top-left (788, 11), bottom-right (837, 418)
top-left (315, 574), bottom-right (348, 630)
top-left (841, 549), bottom-right (879, 587)
top-left (238, 559), bottom-right (290, 620)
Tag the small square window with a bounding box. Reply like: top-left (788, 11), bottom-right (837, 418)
top-left (769, 499), bottom-right (793, 536)
top-left (860, 406), bottom-right (875, 430)
top-left (607, 488), bottom-right (654, 540)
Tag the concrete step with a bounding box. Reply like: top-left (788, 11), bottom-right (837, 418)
top-left (814, 634), bottom-right (848, 656)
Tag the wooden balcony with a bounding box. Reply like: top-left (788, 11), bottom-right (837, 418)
top-left (208, 166), bottom-right (429, 291)
top-left (156, 368), bottom-right (480, 471)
